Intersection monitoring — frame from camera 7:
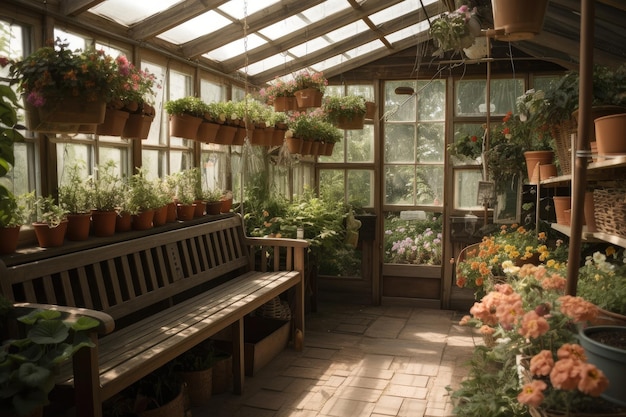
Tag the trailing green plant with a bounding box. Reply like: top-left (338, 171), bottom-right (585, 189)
top-left (58, 162), bottom-right (92, 214)
top-left (293, 70), bottom-right (327, 93)
top-left (0, 308), bottom-right (99, 416)
top-left (429, 5), bottom-right (478, 56)
top-left (171, 169), bottom-right (196, 206)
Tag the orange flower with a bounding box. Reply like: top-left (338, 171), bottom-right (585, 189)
top-left (530, 350), bottom-right (554, 376)
top-left (549, 358), bottom-right (581, 390)
top-left (518, 311), bottom-right (550, 339)
top-left (541, 274), bottom-right (567, 291)
top-left (459, 315), bottom-right (471, 325)
top-left (517, 380), bottom-right (547, 408)
top-left (556, 343), bottom-right (586, 362)
top-left (456, 275), bottom-right (467, 288)
top-left (479, 325), bottom-right (495, 335)
top-left (496, 296), bottom-right (524, 328)
top-left (558, 295), bottom-right (599, 323)
top-left (577, 363), bottom-right (609, 397)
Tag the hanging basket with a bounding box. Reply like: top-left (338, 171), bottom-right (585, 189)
top-left (123, 114), bottom-right (154, 139)
top-left (169, 113), bottom-right (202, 139)
top-left (294, 88), bottom-right (323, 108)
top-left (96, 108), bottom-right (129, 136)
top-left (491, 0), bottom-right (549, 41)
top-left (273, 96), bottom-right (298, 112)
top-left (335, 113), bottom-right (365, 130)
top-left (286, 136), bottom-right (303, 154)
top-left (25, 97), bottom-right (106, 134)
top-left (364, 101), bottom-right (376, 120)
top-left (214, 124), bottom-right (237, 145)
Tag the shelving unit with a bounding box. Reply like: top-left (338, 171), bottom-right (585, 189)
top-left (540, 155), bottom-right (626, 248)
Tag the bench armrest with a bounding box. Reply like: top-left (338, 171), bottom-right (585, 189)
top-left (244, 237), bottom-right (309, 273)
top-left (13, 302), bottom-right (115, 335)
top-left (244, 236), bottom-right (309, 248)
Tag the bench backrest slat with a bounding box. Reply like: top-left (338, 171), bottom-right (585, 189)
top-left (0, 216), bottom-right (251, 322)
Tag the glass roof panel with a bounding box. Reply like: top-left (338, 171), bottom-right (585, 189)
top-left (218, 0), bottom-right (282, 20)
top-left (89, 0), bottom-right (181, 26)
top-left (308, 39), bottom-right (386, 74)
top-left (158, 10), bottom-right (231, 44)
top-left (206, 34), bottom-right (267, 62)
top-left (288, 20), bottom-right (369, 57)
top-left (386, 21), bottom-right (431, 43)
top-left (369, 0), bottom-right (438, 26)
top-left (244, 53), bottom-right (295, 77)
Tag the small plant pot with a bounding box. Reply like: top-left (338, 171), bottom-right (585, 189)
top-left (92, 210), bottom-right (118, 237)
top-left (66, 213), bottom-right (92, 241)
top-left (166, 202), bottom-right (178, 223)
top-left (132, 210), bottom-right (154, 231)
top-left (206, 201), bottom-right (222, 215)
top-left (193, 200), bottom-right (206, 217)
top-left (0, 226), bottom-right (21, 254)
top-left (115, 211), bottom-right (132, 233)
top-left (33, 221), bottom-right (68, 248)
top-left (177, 204), bottom-right (196, 221)
top-left (153, 205), bottom-right (168, 227)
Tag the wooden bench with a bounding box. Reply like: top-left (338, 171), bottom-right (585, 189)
top-left (0, 214), bottom-right (308, 417)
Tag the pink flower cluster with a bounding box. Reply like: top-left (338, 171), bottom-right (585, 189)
top-left (518, 344), bottom-right (609, 407)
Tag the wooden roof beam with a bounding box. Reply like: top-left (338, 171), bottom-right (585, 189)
top-left (60, 0), bottom-right (104, 17)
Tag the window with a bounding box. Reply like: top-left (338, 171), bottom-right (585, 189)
top-left (318, 84), bottom-right (375, 208)
top-left (383, 80), bottom-right (445, 207)
top-left (1, 20), bottom-right (36, 197)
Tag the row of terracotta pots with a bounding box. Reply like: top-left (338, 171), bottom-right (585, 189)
top-left (0, 199), bottom-right (233, 254)
top-left (286, 137), bottom-right (335, 157)
top-left (96, 104), bottom-right (156, 139)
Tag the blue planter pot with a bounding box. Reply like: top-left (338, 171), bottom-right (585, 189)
top-left (579, 325), bottom-right (626, 407)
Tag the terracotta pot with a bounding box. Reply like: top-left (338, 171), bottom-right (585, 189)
top-left (33, 220), bottom-right (68, 248)
top-left (573, 105), bottom-right (626, 144)
top-left (594, 113), bottom-right (626, 157)
top-left (300, 139), bottom-right (313, 155)
top-left (123, 113), bottom-right (154, 139)
top-left (197, 121), bottom-right (221, 143)
top-left (233, 126), bottom-right (249, 146)
top-left (272, 127), bottom-right (287, 146)
top-left (92, 210), bottom-right (118, 237)
top-left (153, 205), bottom-right (168, 227)
top-left (524, 150), bottom-right (554, 184)
top-left (96, 108), bottom-right (129, 136)
top-left (294, 88), bottom-right (323, 108)
top-left (273, 96), bottom-right (298, 112)
top-left (24, 97), bottom-right (106, 134)
top-left (132, 209), bottom-right (154, 230)
top-left (66, 213), bottom-right (92, 241)
top-left (215, 124), bottom-right (237, 145)
top-left (0, 226), bottom-right (21, 254)
top-left (194, 200), bottom-right (206, 217)
top-left (310, 140), bottom-right (320, 156)
top-left (169, 113), bottom-right (202, 139)
top-left (552, 196), bottom-right (571, 226)
top-left (177, 204), bottom-right (196, 221)
top-left (491, 0), bottom-right (549, 41)
top-left (166, 202), bottom-right (178, 222)
top-left (584, 191), bottom-right (598, 232)
top-left (287, 137), bottom-right (303, 154)
top-left (365, 101), bottom-right (376, 120)
top-left (220, 197), bottom-right (233, 213)
top-left (335, 113), bottom-right (365, 130)
top-left (321, 142), bottom-right (335, 157)
top-left (115, 211), bottom-right (132, 232)
top-left (205, 201), bottom-right (222, 215)
top-left (538, 163), bottom-right (557, 181)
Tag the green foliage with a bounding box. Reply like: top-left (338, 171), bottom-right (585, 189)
top-left (322, 95), bottom-right (366, 123)
top-left (0, 309), bottom-right (99, 416)
top-left (429, 6), bottom-right (475, 56)
top-left (293, 70), bottom-right (327, 93)
top-left (383, 214), bottom-right (443, 265)
top-left (576, 246), bottom-right (626, 315)
top-left (58, 162), bottom-right (92, 214)
top-left (450, 346), bottom-right (530, 417)
top-left (164, 96), bottom-right (207, 117)
top-left (26, 194), bottom-right (68, 227)
top-left (449, 131), bottom-right (483, 161)
top-left (89, 161), bottom-right (123, 211)
top-left (126, 168), bottom-right (160, 214)
top-left (288, 110), bottom-right (342, 143)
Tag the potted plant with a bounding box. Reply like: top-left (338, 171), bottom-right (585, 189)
top-left (26, 194), bottom-right (69, 248)
top-left (322, 95), bottom-right (366, 130)
top-left (172, 170), bottom-right (196, 221)
top-left (172, 343), bottom-right (217, 407)
top-left (58, 162), bottom-right (93, 241)
top-left (448, 131), bottom-right (483, 164)
top-left (127, 363), bottom-right (185, 417)
top-left (88, 161), bottom-right (123, 237)
top-left (126, 168), bottom-right (160, 230)
top-left (259, 77), bottom-right (298, 112)
top-left (165, 96), bottom-right (206, 139)
top-left (429, 5), bottom-right (481, 57)
top-left (9, 39), bottom-right (116, 133)
top-left (293, 70), bottom-right (327, 108)
top-left (203, 187), bottom-right (224, 215)
top-left (0, 308), bottom-right (99, 416)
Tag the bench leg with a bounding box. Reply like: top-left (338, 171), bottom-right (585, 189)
top-left (293, 280), bottom-right (305, 352)
top-left (73, 332), bottom-right (102, 417)
top-left (232, 318), bottom-right (245, 394)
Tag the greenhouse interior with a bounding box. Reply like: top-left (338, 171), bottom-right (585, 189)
top-left (0, 0), bottom-right (625, 416)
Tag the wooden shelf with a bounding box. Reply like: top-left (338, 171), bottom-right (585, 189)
top-left (540, 174), bottom-right (572, 186)
top-left (550, 223), bottom-right (599, 242)
top-left (588, 155), bottom-right (626, 170)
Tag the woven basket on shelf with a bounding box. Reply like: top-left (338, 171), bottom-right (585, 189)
top-left (593, 185), bottom-right (626, 239)
top-left (255, 296), bottom-right (292, 320)
top-left (551, 118), bottom-right (576, 175)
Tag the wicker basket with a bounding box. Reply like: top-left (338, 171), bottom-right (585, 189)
top-left (256, 296), bottom-right (292, 320)
top-left (593, 185), bottom-right (626, 238)
top-left (551, 118), bottom-right (576, 175)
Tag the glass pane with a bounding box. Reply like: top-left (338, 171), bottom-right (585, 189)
top-left (416, 165), bottom-right (444, 206)
top-left (417, 123), bottom-right (444, 162)
top-left (57, 144), bottom-right (92, 186)
top-left (385, 165), bottom-right (414, 205)
top-left (99, 148), bottom-right (129, 177)
top-left (384, 81), bottom-right (416, 122)
top-left (142, 61), bottom-right (166, 145)
top-left (201, 79), bottom-right (225, 103)
top-left (455, 78), bottom-right (525, 116)
top-left (142, 149), bottom-right (167, 178)
top-left (347, 170), bottom-right (373, 208)
top-left (534, 75), bottom-right (561, 93)
top-left (417, 80), bottom-right (445, 120)
top-left (319, 169), bottom-right (344, 204)
top-left (454, 169), bottom-right (484, 210)
top-left (293, 164), bottom-right (314, 196)
top-left (347, 85), bottom-right (374, 101)
top-left (347, 125), bottom-right (374, 163)
top-left (384, 124), bottom-right (415, 163)
top-left (170, 150), bottom-right (193, 173)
